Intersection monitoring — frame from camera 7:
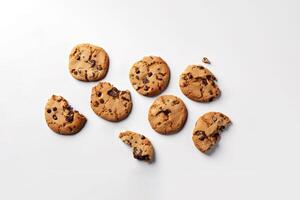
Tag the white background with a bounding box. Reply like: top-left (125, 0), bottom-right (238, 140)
top-left (0, 0), bottom-right (300, 199)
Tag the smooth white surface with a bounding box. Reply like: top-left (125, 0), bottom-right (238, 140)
top-left (1, 0), bottom-right (300, 199)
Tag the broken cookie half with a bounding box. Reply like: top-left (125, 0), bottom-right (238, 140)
top-left (192, 112), bottom-right (231, 153)
top-left (45, 95), bottom-right (87, 135)
top-left (119, 131), bottom-right (154, 162)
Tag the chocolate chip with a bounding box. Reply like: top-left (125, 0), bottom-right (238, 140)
top-left (195, 131), bottom-right (206, 140)
top-left (142, 77), bottom-right (149, 84)
top-left (47, 109), bottom-right (51, 113)
top-left (93, 101), bottom-right (99, 107)
top-left (107, 87), bottom-right (120, 97)
top-left (147, 72), bottom-right (153, 77)
top-left (144, 85), bottom-right (149, 91)
top-left (208, 97), bottom-right (214, 102)
top-left (76, 55), bottom-right (80, 60)
top-left (156, 109), bottom-right (171, 116)
top-left (97, 66), bottom-right (103, 70)
top-left (52, 115), bottom-right (57, 120)
top-left (156, 73), bottom-right (164, 80)
top-left (188, 73), bottom-right (193, 79)
top-left (89, 60), bottom-right (96, 67)
top-left (135, 75), bottom-right (139, 80)
top-left (53, 107), bottom-right (57, 111)
top-left (201, 78), bottom-right (208, 85)
top-left (133, 147), bottom-right (149, 161)
top-left (209, 90), bottom-right (213, 95)
top-left (74, 71), bottom-right (78, 75)
top-left (206, 75), bottom-right (213, 80)
top-left (141, 135), bottom-right (145, 139)
top-left (121, 96), bottom-right (130, 101)
top-left (136, 69), bottom-right (140, 74)
top-left (172, 100), bottom-right (180, 105)
top-left (97, 91), bottom-right (102, 97)
top-left (108, 109), bottom-right (112, 112)
top-left (99, 99), bottom-right (104, 104)
top-left (65, 115), bottom-right (73, 122)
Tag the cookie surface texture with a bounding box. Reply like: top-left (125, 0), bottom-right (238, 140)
top-left (45, 95), bottom-right (87, 135)
top-left (69, 43), bottom-right (109, 82)
top-left (192, 112), bottom-right (231, 153)
top-left (119, 131), bottom-right (154, 162)
top-left (148, 95), bottom-right (187, 134)
top-left (91, 82), bottom-right (132, 122)
top-left (179, 65), bottom-right (220, 102)
top-left (129, 56), bottom-right (170, 96)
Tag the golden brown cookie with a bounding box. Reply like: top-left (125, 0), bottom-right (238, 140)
top-left (179, 65), bottom-right (220, 102)
top-left (91, 82), bottom-right (132, 122)
top-left (129, 56), bottom-right (170, 96)
top-left (119, 131), bottom-right (154, 162)
top-left (148, 95), bottom-right (187, 134)
top-left (45, 95), bottom-right (87, 135)
top-left (192, 112), bottom-right (231, 153)
top-left (69, 43), bottom-right (109, 82)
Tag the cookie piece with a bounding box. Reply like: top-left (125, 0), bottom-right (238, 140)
top-left (179, 65), bottom-right (220, 102)
top-left (148, 95), bottom-right (187, 134)
top-left (119, 131), bottom-right (154, 162)
top-left (192, 112), bottom-right (231, 153)
top-left (69, 43), bottom-right (109, 82)
top-left (91, 82), bottom-right (132, 122)
top-left (45, 95), bottom-right (87, 135)
top-left (129, 56), bottom-right (170, 96)
top-left (202, 57), bottom-right (211, 64)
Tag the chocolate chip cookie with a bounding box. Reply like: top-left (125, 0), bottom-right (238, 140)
top-left (148, 95), bottom-right (187, 134)
top-left (69, 43), bottom-right (109, 82)
top-left (179, 65), bottom-right (220, 102)
top-left (119, 131), bottom-right (154, 162)
top-left (192, 112), bottom-right (231, 153)
top-left (91, 82), bottom-right (132, 122)
top-left (45, 95), bottom-right (87, 135)
top-left (129, 56), bottom-right (170, 96)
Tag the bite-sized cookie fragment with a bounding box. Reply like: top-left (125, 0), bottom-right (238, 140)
top-left (119, 131), bottom-right (154, 162)
top-left (129, 56), bottom-right (170, 96)
top-left (179, 65), bottom-right (220, 102)
top-left (192, 112), bottom-right (231, 153)
top-left (45, 95), bottom-right (87, 135)
top-left (91, 82), bottom-right (132, 122)
top-left (202, 57), bottom-right (211, 64)
top-left (148, 95), bottom-right (187, 134)
top-left (69, 43), bottom-right (109, 82)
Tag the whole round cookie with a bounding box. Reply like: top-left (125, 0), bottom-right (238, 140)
top-left (69, 43), bottom-right (109, 82)
top-left (192, 112), bottom-right (231, 153)
top-left (179, 65), bottom-right (220, 102)
top-left (129, 56), bottom-right (170, 96)
top-left (148, 95), bottom-right (187, 134)
top-left (91, 82), bottom-right (132, 122)
top-left (119, 131), bottom-right (154, 162)
top-left (45, 95), bottom-right (87, 135)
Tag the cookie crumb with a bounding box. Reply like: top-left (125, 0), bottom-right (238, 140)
top-left (202, 57), bottom-right (211, 64)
